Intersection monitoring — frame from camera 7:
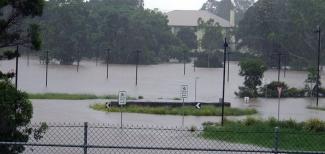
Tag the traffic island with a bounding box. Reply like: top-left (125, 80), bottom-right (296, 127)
top-left (89, 103), bottom-right (257, 116)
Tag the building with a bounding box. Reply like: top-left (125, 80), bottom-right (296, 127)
top-left (166, 10), bottom-right (235, 50)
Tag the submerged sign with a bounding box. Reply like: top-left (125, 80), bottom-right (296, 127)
top-left (118, 91), bottom-right (127, 105)
top-left (180, 85), bottom-right (188, 98)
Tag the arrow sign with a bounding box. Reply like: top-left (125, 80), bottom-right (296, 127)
top-left (195, 103), bottom-right (201, 109)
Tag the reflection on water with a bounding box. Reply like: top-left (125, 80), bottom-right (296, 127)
top-left (1, 57), bottom-right (325, 125)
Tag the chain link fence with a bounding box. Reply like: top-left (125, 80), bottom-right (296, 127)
top-left (0, 123), bottom-right (325, 154)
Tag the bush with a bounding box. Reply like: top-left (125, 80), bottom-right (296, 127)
top-left (243, 117), bottom-right (261, 126)
top-left (138, 96), bottom-right (144, 99)
top-left (303, 119), bottom-right (325, 132)
top-left (286, 88), bottom-right (305, 97)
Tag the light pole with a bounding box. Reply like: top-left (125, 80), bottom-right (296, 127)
top-left (195, 77), bottom-right (199, 102)
top-left (221, 38), bottom-right (228, 126)
top-left (45, 50), bottom-right (49, 87)
top-left (315, 25), bottom-right (321, 107)
top-left (183, 50), bottom-right (186, 76)
top-left (15, 45), bottom-right (19, 90)
top-left (106, 48), bottom-right (110, 79)
top-left (194, 50), bottom-right (197, 72)
top-left (135, 50), bottom-right (141, 86)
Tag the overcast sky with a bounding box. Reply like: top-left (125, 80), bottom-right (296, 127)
top-left (144, 0), bottom-right (207, 12)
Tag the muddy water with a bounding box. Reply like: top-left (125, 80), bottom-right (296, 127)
top-left (1, 57), bottom-right (325, 126)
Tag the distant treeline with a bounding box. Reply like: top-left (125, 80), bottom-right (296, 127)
top-left (35, 0), bottom-right (188, 65)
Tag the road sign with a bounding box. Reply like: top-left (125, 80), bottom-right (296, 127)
top-left (195, 103), bottom-right (201, 109)
top-left (118, 91), bottom-right (127, 105)
top-left (244, 97), bottom-right (250, 103)
top-left (277, 87), bottom-right (282, 97)
top-left (180, 85), bottom-right (188, 98)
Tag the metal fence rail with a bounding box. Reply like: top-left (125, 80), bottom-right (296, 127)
top-left (0, 123), bottom-right (325, 154)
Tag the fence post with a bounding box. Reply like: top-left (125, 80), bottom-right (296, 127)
top-left (84, 122), bottom-right (88, 154)
top-left (274, 127), bottom-right (279, 154)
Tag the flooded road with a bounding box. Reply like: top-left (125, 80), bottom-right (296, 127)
top-left (1, 57), bottom-right (325, 126)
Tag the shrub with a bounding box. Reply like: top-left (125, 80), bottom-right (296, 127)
top-left (303, 119), bottom-right (325, 132)
top-left (243, 117), bottom-right (260, 126)
top-left (138, 96), bottom-right (144, 99)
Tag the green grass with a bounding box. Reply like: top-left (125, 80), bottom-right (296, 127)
top-left (90, 103), bottom-right (257, 116)
top-left (202, 117), bottom-right (325, 152)
top-left (307, 106), bottom-right (325, 111)
top-left (28, 93), bottom-right (135, 100)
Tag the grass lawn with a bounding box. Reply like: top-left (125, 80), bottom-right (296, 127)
top-left (90, 103), bottom-right (257, 116)
top-left (202, 118), bottom-right (325, 152)
top-left (28, 93), bottom-right (135, 100)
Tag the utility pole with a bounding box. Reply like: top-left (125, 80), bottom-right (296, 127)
top-left (15, 45), bottom-right (19, 90)
top-left (221, 38), bottom-right (228, 126)
top-left (183, 50), bottom-right (186, 76)
top-left (135, 50), bottom-right (141, 86)
top-left (315, 25), bottom-right (321, 107)
top-left (194, 50), bottom-right (197, 72)
top-left (77, 50), bottom-right (80, 72)
top-left (45, 50), bottom-right (49, 87)
top-left (106, 48), bottom-right (110, 79)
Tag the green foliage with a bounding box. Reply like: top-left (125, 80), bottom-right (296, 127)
top-left (90, 104), bottom-right (257, 116)
top-left (0, 81), bottom-right (47, 153)
top-left (28, 93), bottom-right (136, 100)
top-left (176, 27), bottom-right (198, 49)
top-left (194, 52), bottom-right (223, 68)
top-left (237, 0), bottom-right (325, 69)
top-left (260, 81), bottom-right (305, 98)
top-left (303, 119), bottom-right (325, 132)
top-left (203, 117), bottom-right (325, 151)
top-left (38, 0), bottom-right (185, 65)
top-left (237, 58), bottom-right (267, 97)
top-left (0, 0), bottom-right (44, 49)
top-left (198, 19), bottom-right (224, 51)
top-left (201, 0), bottom-right (254, 25)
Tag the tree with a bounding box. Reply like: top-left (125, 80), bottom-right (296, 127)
top-left (236, 59), bottom-right (267, 97)
top-left (237, 0), bottom-right (325, 70)
top-left (38, 0), bottom-right (185, 65)
top-left (197, 18), bottom-right (224, 68)
top-left (201, 0), bottom-right (255, 25)
top-left (305, 67), bottom-right (321, 96)
top-left (0, 1), bottom-right (47, 153)
top-left (176, 27), bottom-right (197, 50)
top-left (0, 0), bottom-right (43, 49)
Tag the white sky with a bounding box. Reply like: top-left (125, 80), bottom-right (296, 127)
top-left (144, 0), bottom-right (207, 12)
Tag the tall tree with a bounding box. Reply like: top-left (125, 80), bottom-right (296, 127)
top-left (0, 0), bottom-right (47, 153)
top-left (176, 27), bottom-right (197, 50)
top-left (237, 0), bottom-right (325, 70)
top-left (201, 0), bottom-right (254, 24)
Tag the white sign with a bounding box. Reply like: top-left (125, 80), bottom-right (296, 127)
top-left (195, 103), bottom-right (201, 109)
top-left (118, 91), bottom-right (127, 105)
top-left (244, 97), bottom-right (250, 103)
top-left (180, 85), bottom-right (188, 98)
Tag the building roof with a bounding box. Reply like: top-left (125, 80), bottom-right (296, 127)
top-left (166, 10), bottom-right (231, 28)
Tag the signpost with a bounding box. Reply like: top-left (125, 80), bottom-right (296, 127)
top-left (180, 85), bottom-right (188, 127)
top-left (277, 86), bottom-right (282, 121)
top-left (118, 91), bottom-right (127, 128)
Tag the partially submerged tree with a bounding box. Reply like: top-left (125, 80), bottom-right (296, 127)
top-left (197, 18), bottom-right (224, 68)
top-left (236, 59), bottom-right (267, 97)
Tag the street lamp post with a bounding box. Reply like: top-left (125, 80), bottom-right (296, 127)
top-left (221, 38), bottom-right (228, 126)
top-left (315, 25), bottom-right (321, 107)
top-left (136, 50), bottom-right (141, 86)
top-left (195, 77), bottom-right (199, 102)
top-left (45, 50), bottom-right (49, 87)
top-left (106, 48), bottom-right (110, 79)
top-left (183, 50), bottom-right (186, 76)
